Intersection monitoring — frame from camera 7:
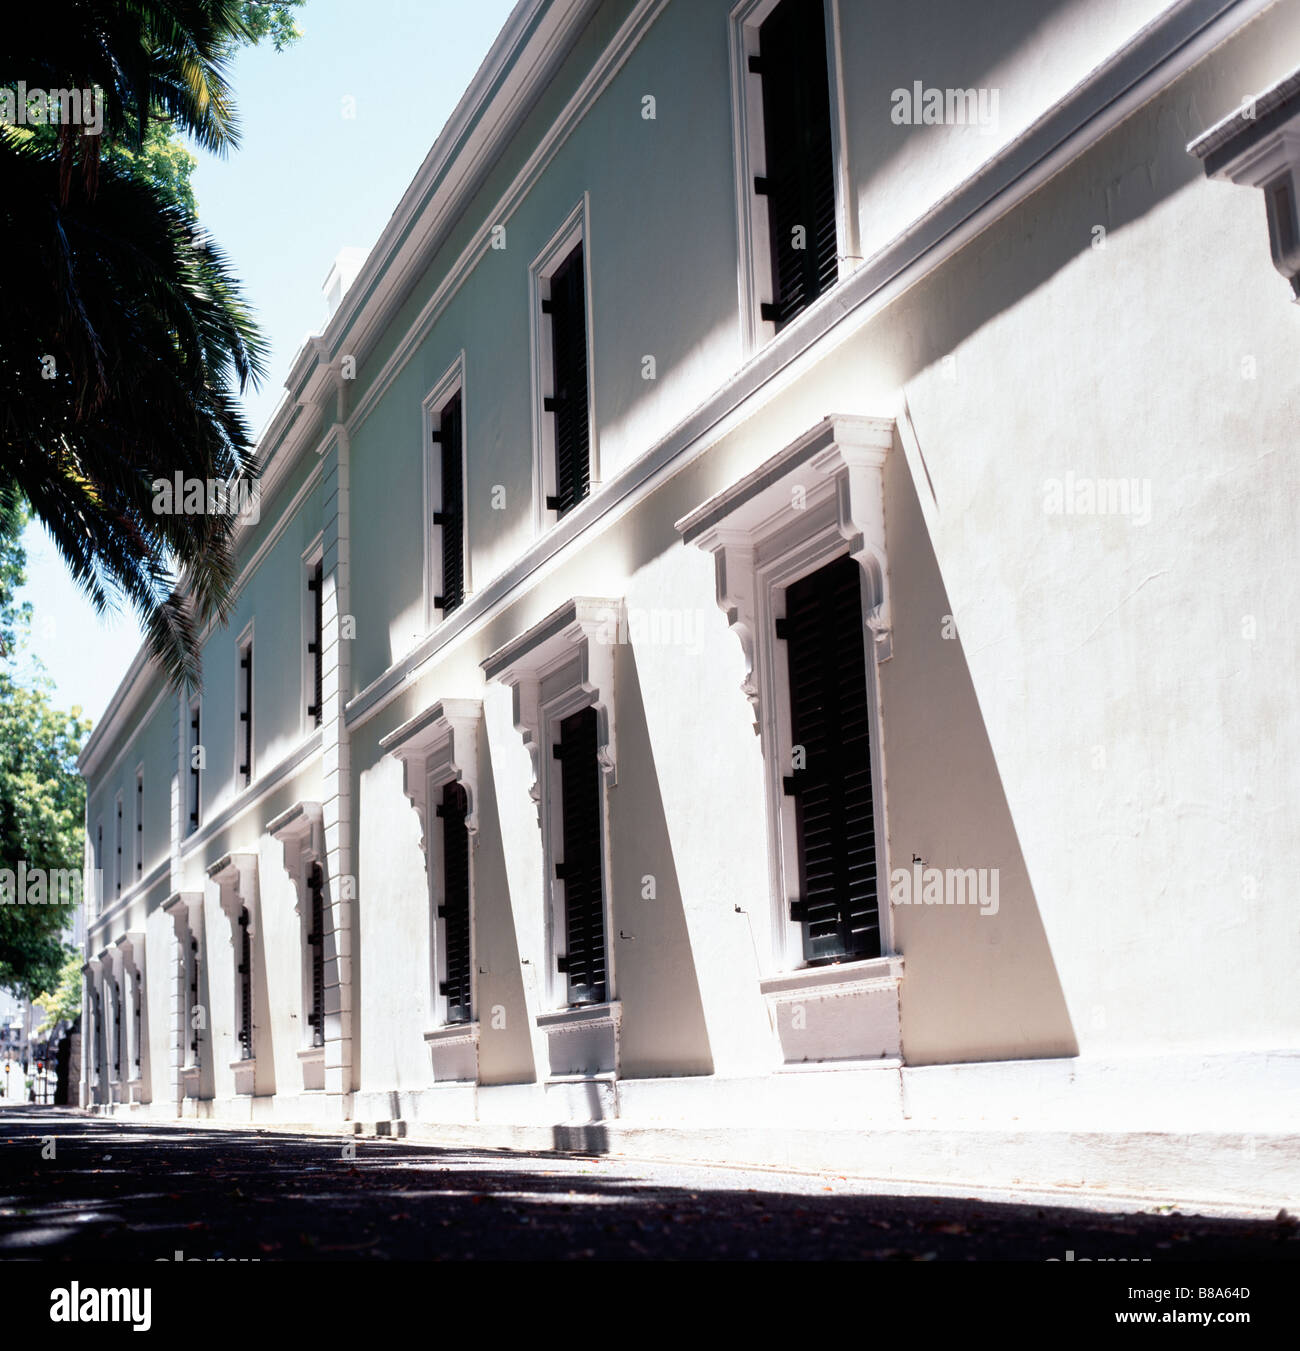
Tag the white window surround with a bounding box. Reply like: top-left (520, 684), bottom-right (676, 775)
top-left (162, 890), bottom-right (205, 1087)
top-left (676, 414), bottom-right (902, 1066)
top-left (93, 821), bottom-right (103, 914)
top-left (728, 0), bottom-right (856, 355)
top-left (113, 791), bottom-right (123, 898)
top-left (114, 930), bottom-right (147, 1103)
top-left (1189, 68), bottom-right (1300, 300)
top-left (422, 352), bottom-right (470, 631)
top-left (235, 621), bottom-right (254, 789)
top-left (82, 956), bottom-right (102, 1096)
top-left (380, 698), bottom-right (483, 1080)
top-left (207, 851), bottom-right (259, 1094)
top-left (528, 197), bottom-right (598, 535)
top-left (184, 695), bottom-right (202, 835)
top-left (133, 765), bottom-right (144, 880)
top-left (267, 800), bottom-right (328, 1083)
top-left (99, 945), bottom-right (123, 1100)
top-left (301, 537), bottom-right (324, 738)
top-left (482, 596), bottom-right (622, 1075)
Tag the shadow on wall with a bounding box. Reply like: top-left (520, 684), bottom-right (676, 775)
top-left (253, 921), bottom-right (276, 1098)
top-left (882, 440), bottom-right (1078, 1066)
top-left (607, 640), bottom-right (713, 1080)
top-left (473, 728), bottom-right (538, 1088)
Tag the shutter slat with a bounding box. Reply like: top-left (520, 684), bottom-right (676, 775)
top-left (437, 391), bottom-right (465, 614)
top-left (546, 244), bottom-right (590, 518)
top-left (239, 907), bottom-right (252, 1059)
top-left (308, 864), bottom-right (325, 1047)
top-left (785, 554), bottom-right (881, 963)
top-left (757, 0), bottom-right (839, 331)
top-left (557, 707), bottom-right (606, 1004)
top-left (439, 780), bottom-right (473, 1023)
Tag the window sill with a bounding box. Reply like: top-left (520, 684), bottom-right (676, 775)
top-left (760, 956), bottom-right (903, 1066)
top-left (297, 1044), bottom-right (325, 1092)
top-left (230, 1057), bottom-right (257, 1095)
top-left (536, 1001), bottom-right (620, 1078)
top-left (423, 1022), bottom-right (479, 1083)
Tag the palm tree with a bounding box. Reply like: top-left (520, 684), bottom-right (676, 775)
top-left (0, 2), bottom-right (282, 690)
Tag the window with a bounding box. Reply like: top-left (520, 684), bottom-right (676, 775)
top-left (163, 892), bottom-right (205, 1087)
top-left (482, 597), bottom-right (620, 1027)
top-left (531, 205), bottom-right (595, 528)
top-left (436, 780), bottom-right (472, 1024)
top-left (93, 988), bottom-right (104, 1084)
top-left (186, 697), bottom-right (201, 834)
top-left (112, 979), bottom-right (122, 1078)
top-left (237, 907), bottom-right (252, 1060)
top-left (553, 706), bottom-right (607, 1005)
top-left (732, 0), bottom-right (846, 346)
top-left (134, 770), bottom-right (143, 878)
top-left (306, 862), bottom-right (325, 1049)
top-left (113, 793), bottom-right (123, 897)
top-left (267, 801), bottom-right (332, 1088)
top-left (433, 388), bottom-right (465, 616)
top-left (677, 418), bottom-right (893, 966)
top-left (94, 822), bottom-right (103, 913)
top-left (781, 554), bottom-right (880, 962)
top-left (676, 415), bottom-right (900, 1063)
top-left (543, 244), bottom-right (590, 517)
top-left (237, 631), bottom-right (253, 788)
top-left (379, 697), bottom-right (483, 1067)
top-left (306, 559), bottom-right (323, 728)
top-left (188, 936), bottom-right (201, 1069)
top-left (424, 359), bottom-right (468, 622)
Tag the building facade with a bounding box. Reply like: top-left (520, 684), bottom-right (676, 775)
top-left (78, 0), bottom-right (1300, 1199)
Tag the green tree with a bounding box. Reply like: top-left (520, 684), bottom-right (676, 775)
top-left (0, 503), bottom-right (89, 998)
top-left (34, 950), bottom-right (84, 1036)
top-left (0, 1), bottom-right (303, 691)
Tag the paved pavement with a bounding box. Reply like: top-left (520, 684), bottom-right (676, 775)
top-left (1, 1107), bottom-right (1297, 1261)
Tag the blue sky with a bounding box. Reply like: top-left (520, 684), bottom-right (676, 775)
top-left (18, 0), bottom-right (518, 723)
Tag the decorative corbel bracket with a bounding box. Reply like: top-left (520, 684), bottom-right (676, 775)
top-left (1189, 69), bottom-right (1300, 301)
top-left (483, 597), bottom-right (624, 821)
top-left (162, 890), bottom-right (204, 944)
top-left (267, 802), bottom-right (325, 916)
top-left (676, 415), bottom-right (896, 727)
top-left (207, 852), bottom-right (260, 936)
top-left (380, 699), bottom-right (484, 853)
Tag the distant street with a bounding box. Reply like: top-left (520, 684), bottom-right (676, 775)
top-left (0, 1107), bottom-right (1296, 1261)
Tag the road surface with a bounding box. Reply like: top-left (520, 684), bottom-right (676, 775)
top-left (1, 1107), bottom-right (1296, 1261)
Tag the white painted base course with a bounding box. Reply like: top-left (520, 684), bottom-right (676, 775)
top-left (90, 1050), bottom-right (1300, 1207)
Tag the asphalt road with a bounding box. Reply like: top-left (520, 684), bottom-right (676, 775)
top-left (1, 1107), bottom-right (1296, 1261)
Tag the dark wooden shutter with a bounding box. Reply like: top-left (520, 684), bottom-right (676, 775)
top-left (754, 0), bottom-right (838, 329)
top-left (433, 390), bottom-right (465, 614)
top-left (115, 799), bottom-right (122, 895)
top-left (307, 563), bottom-right (323, 726)
top-left (436, 780), bottom-right (472, 1023)
top-left (782, 554), bottom-right (881, 963)
top-left (554, 706), bottom-right (606, 1004)
top-left (134, 996), bottom-right (140, 1070)
top-left (307, 863), bottom-right (325, 1048)
top-left (113, 981), bottom-right (121, 1074)
top-left (188, 705), bottom-right (201, 831)
top-left (94, 992), bottom-right (103, 1079)
top-left (239, 644), bottom-right (253, 785)
top-left (544, 243), bottom-right (590, 518)
top-left (136, 775), bottom-right (143, 875)
top-left (237, 907), bottom-right (252, 1059)
top-left (189, 937), bottom-right (201, 1065)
